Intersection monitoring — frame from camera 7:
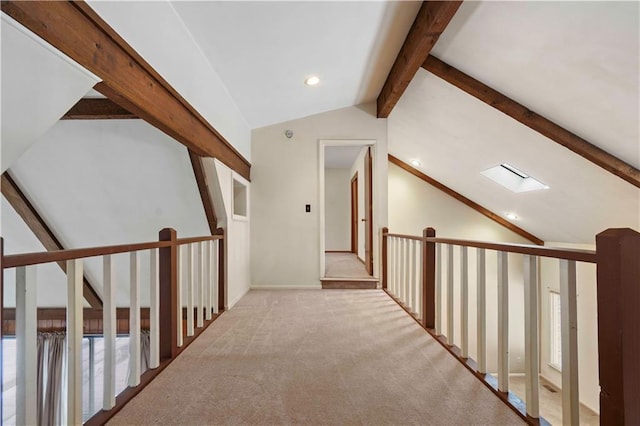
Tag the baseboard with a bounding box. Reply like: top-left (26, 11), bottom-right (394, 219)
top-left (357, 256), bottom-right (365, 265)
top-left (227, 285), bottom-right (251, 309)
top-left (250, 284), bottom-right (323, 290)
top-left (325, 250), bottom-right (351, 253)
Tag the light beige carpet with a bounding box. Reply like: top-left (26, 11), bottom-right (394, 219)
top-left (108, 290), bottom-right (524, 425)
top-left (324, 253), bottom-right (371, 278)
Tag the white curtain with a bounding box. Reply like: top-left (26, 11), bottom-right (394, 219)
top-left (36, 332), bottom-right (66, 426)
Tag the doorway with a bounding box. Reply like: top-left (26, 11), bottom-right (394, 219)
top-left (319, 140), bottom-right (376, 281)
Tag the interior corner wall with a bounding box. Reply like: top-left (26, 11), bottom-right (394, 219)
top-left (388, 161), bottom-right (536, 374)
top-left (250, 103), bottom-right (388, 288)
top-left (540, 242), bottom-right (599, 414)
top-left (204, 158), bottom-right (251, 308)
top-left (324, 168), bottom-right (350, 251)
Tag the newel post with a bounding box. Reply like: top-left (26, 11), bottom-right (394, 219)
top-left (382, 227), bottom-right (389, 289)
top-left (423, 227), bottom-right (436, 329)
top-left (215, 227), bottom-right (226, 311)
top-left (159, 228), bottom-right (178, 360)
top-left (596, 228), bottom-right (640, 425)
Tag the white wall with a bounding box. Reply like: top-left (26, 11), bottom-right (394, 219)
top-left (251, 103), bottom-right (388, 288)
top-left (540, 242), bottom-right (599, 413)
top-left (6, 120), bottom-right (209, 307)
top-left (203, 158), bottom-right (251, 309)
top-left (1, 13), bottom-right (99, 173)
top-left (324, 168), bottom-right (350, 251)
top-left (86, 1), bottom-right (251, 161)
top-left (389, 162), bottom-right (535, 374)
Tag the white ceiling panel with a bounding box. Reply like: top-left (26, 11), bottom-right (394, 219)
top-left (390, 70), bottom-right (640, 244)
top-left (431, 1), bottom-right (639, 168)
top-left (172, 1), bottom-right (421, 128)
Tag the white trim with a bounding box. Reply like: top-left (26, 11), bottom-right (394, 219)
top-left (250, 284), bottom-right (323, 290)
top-left (318, 139), bottom-right (376, 280)
top-left (1, 12), bottom-right (101, 84)
top-left (227, 286), bottom-right (251, 308)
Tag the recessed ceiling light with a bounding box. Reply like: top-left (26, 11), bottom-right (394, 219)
top-left (410, 159), bottom-right (422, 167)
top-left (305, 76), bottom-right (320, 86)
top-left (481, 163), bottom-right (549, 193)
top-left (505, 212), bottom-right (519, 220)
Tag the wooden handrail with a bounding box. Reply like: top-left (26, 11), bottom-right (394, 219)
top-left (1, 235), bottom-right (224, 269)
top-left (384, 232), bottom-right (596, 263)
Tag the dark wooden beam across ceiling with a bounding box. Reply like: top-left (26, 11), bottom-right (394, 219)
top-left (423, 55), bottom-right (640, 189)
top-left (388, 155), bottom-right (545, 245)
top-left (1, 173), bottom-right (103, 308)
top-left (188, 150), bottom-right (218, 234)
top-left (377, 1), bottom-right (463, 118)
top-left (62, 98), bottom-right (137, 120)
top-left (1, 1), bottom-right (251, 181)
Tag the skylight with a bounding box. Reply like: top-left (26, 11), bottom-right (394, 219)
top-left (481, 163), bottom-right (549, 193)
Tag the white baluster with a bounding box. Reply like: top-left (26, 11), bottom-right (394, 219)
top-left (560, 259), bottom-right (579, 425)
top-left (476, 248), bottom-right (487, 374)
top-left (447, 244), bottom-right (454, 345)
top-left (497, 251), bottom-right (509, 392)
top-left (177, 245), bottom-right (184, 347)
top-left (212, 240), bottom-right (219, 314)
top-left (197, 242), bottom-right (204, 328)
top-left (15, 266), bottom-right (37, 426)
top-left (524, 255), bottom-right (540, 418)
top-left (408, 240), bottom-right (415, 313)
top-left (149, 248), bottom-right (160, 369)
top-left (103, 255), bottom-right (116, 409)
top-left (129, 251), bottom-right (141, 387)
top-left (460, 246), bottom-right (469, 358)
top-left (67, 259), bottom-right (83, 425)
top-left (399, 239), bottom-right (406, 302)
top-left (417, 240), bottom-right (424, 319)
top-left (435, 243), bottom-right (442, 335)
top-left (187, 243), bottom-right (195, 336)
top-left (204, 241), bottom-right (212, 321)
top-left (391, 237), bottom-right (397, 295)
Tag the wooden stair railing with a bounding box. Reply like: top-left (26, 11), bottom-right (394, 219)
top-left (0, 227), bottom-right (226, 425)
top-left (381, 226), bottom-right (639, 425)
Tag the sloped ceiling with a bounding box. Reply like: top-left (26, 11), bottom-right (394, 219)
top-left (172, 1), bottom-right (421, 128)
top-left (6, 120), bottom-right (209, 305)
top-left (1, 13), bottom-right (100, 172)
top-left (389, 1), bottom-right (640, 244)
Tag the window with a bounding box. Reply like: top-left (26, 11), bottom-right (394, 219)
top-left (549, 291), bottom-right (562, 370)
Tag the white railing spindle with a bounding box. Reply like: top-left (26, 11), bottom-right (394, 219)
top-left (149, 248), bottom-right (160, 369)
top-left (460, 246), bottom-right (469, 358)
top-left (102, 255), bottom-right (116, 409)
top-left (560, 259), bottom-right (579, 426)
top-left (129, 251), bottom-right (141, 387)
top-left (212, 240), bottom-right (219, 314)
top-left (177, 245), bottom-right (184, 347)
top-left (435, 243), bottom-right (442, 335)
top-left (187, 243), bottom-right (195, 336)
top-left (15, 266), bottom-right (37, 426)
top-left (524, 255), bottom-right (540, 418)
top-left (204, 241), bottom-right (212, 321)
top-left (197, 242), bottom-right (204, 328)
top-left (408, 240), bottom-right (415, 313)
top-left (417, 240), bottom-right (424, 319)
top-left (447, 244), bottom-right (454, 345)
top-left (67, 258), bottom-right (83, 425)
top-left (476, 248), bottom-right (487, 374)
top-left (497, 251), bottom-right (509, 392)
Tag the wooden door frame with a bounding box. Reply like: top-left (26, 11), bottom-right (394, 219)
top-left (318, 139), bottom-right (376, 279)
top-left (350, 173), bottom-right (358, 254)
top-left (364, 147), bottom-right (373, 275)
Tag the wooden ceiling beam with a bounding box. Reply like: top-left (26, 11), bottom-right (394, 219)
top-left (188, 150), bottom-right (218, 234)
top-left (61, 98), bottom-right (137, 120)
top-left (389, 155), bottom-right (544, 245)
top-left (1, 173), bottom-right (103, 308)
top-left (377, 1), bottom-right (463, 118)
top-left (423, 55), bottom-right (640, 188)
top-left (1, 1), bottom-right (250, 181)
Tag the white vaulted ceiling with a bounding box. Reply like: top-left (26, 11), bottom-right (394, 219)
top-left (389, 1), bottom-right (640, 244)
top-left (171, 1), bottom-right (421, 128)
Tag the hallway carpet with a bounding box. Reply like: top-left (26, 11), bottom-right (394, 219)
top-left (324, 253), bottom-right (371, 278)
top-left (108, 290), bottom-right (524, 425)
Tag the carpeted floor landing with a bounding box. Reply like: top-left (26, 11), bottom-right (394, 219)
top-left (108, 290), bottom-right (524, 425)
